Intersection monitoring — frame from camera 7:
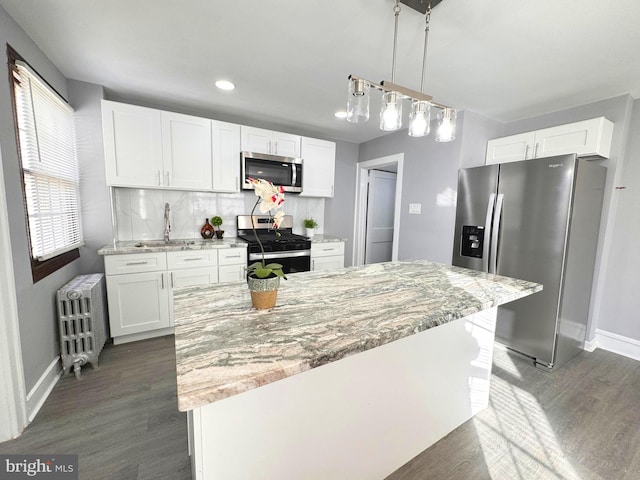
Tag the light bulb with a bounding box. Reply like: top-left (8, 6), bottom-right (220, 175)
top-left (380, 91), bottom-right (402, 131)
top-left (347, 78), bottom-right (370, 123)
top-left (435, 108), bottom-right (457, 142)
top-left (408, 101), bottom-right (431, 137)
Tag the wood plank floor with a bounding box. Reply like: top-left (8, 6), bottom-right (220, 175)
top-left (2, 337), bottom-right (639, 480)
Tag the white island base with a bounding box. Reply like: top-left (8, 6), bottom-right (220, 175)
top-left (188, 307), bottom-right (497, 480)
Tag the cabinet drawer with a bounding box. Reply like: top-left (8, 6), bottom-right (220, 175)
top-left (218, 248), bottom-right (247, 265)
top-left (104, 252), bottom-right (167, 275)
top-left (167, 250), bottom-right (217, 269)
top-left (311, 242), bottom-right (345, 258)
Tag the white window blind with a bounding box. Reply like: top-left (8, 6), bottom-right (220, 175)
top-left (12, 60), bottom-right (83, 261)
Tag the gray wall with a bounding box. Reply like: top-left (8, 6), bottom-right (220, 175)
top-left (358, 111), bottom-right (501, 263)
top-left (0, 5), bottom-right (82, 392)
top-left (68, 80), bottom-right (110, 275)
top-left (595, 99), bottom-right (640, 340)
top-left (324, 140), bottom-right (359, 266)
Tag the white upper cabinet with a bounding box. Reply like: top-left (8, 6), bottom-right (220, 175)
top-left (212, 121), bottom-right (241, 192)
top-left (485, 117), bottom-right (614, 165)
top-left (161, 112), bottom-right (213, 190)
top-left (241, 126), bottom-right (301, 157)
top-left (102, 100), bottom-right (163, 187)
top-left (299, 137), bottom-right (336, 198)
top-left (103, 100), bottom-right (214, 190)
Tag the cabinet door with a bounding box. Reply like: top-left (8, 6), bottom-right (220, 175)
top-left (534, 117), bottom-right (613, 159)
top-left (106, 272), bottom-right (170, 337)
top-left (169, 267), bottom-right (218, 325)
top-left (219, 264), bottom-right (246, 283)
top-left (212, 121), bottom-right (241, 192)
top-left (102, 100), bottom-right (163, 187)
top-left (311, 255), bottom-right (344, 272)
top-left (161, 112), bottom-right (213, 190)
top-left (485, 132), bottom-right (535, 165)
top-left (299, 137), bottom-right (336, 197)
top-left (272, 131), bottom-right (301, 157)
top-left (241, 126), bottom-right (273, 154)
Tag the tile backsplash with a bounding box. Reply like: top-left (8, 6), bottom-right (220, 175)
top-left (113, 188), bottom-right (325, 241)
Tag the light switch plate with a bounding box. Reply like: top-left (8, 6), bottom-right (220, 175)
top-left (409, 203), bottom-right (421, 214)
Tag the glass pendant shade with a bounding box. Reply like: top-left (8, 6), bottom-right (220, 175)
top-left (347, 78), bottom-right (370, 123)
top-left (408, 100), bottom-right (431, 137)
top-left (435, 108), bottom-right (457, 142)
top-left (379, 91), bottom-right (402, 131)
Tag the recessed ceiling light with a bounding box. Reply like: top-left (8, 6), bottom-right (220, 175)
top-left (215, 80), bottom-right (235, 91)
top-left (334, 110), bottom-right (348, 119)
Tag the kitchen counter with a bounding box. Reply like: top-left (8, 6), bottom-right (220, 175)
top-left (97, 237), bottom-right (247, 255)
top-left (175, 260), bottom-right (540, 411)
top-left (309, 233), bottom-right (347, 243)
top-left (177, 260), bottom-right (540, 479)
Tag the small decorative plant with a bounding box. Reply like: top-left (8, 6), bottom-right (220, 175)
top-left (211, 216), bottom-right (223, 229)
top-left (211, 215), bottom-right (224, 239)
top-left (246, 178), bottom-right (287, 280)
top-left (303, 218), bottom-right (318, 229)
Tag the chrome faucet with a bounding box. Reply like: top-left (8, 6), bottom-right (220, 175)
top-left (163, 203), bottom-right (171, 242)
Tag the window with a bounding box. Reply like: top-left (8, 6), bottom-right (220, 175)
top-left (8, 46), bottom-right (82, 281)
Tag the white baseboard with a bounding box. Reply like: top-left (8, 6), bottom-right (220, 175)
top-left (26, 357), bottom-right (61, 422)
top-left (583, 337), bottom-right (598, 352)
top-left (592, 329), bottom-right (640, 362)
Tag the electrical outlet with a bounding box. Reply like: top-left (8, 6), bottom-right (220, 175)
top-left (409, 203), bottom-right (421, 214)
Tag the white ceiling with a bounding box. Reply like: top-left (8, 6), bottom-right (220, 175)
top-left (2, 0), bottom-right (640, 144)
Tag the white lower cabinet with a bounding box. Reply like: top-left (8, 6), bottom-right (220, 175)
top-left (104, 247), bottom-right (246, 344)
top-left (311, 242), bottom-right (345, 271)
top-left (105, 253), bottom-right (171, 344)
top-left (218, 249), bottom-right (247, 282)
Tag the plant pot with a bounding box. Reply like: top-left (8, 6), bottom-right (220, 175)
top-left (305, 227), bottom-right (315, 239)
top-left (247, 275), bottom-right (280, 310)
top-left (215, 230), bottom-right (225, 239)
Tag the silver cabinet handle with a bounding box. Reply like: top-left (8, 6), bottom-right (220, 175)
top-left (223, 253), bottom-right (242, 259)
top-left (161, 272), bottom-right (165, 289)
top-left (533, 142), bottom-right (539, 158)
top-left (166, 171), bottom-right (170, 186)
top-left (525, 144), bottom-right (530, 160)
top-left (235, 176), bottom-right (239, 190)
top-left (171, 271), bottom-right (174, 288)
top-left (126, 261), bottom-right (148, 266)
top-left (182, 257), bottom-right (204, 262)
top-left (157, 170), bottom-right (161, 186)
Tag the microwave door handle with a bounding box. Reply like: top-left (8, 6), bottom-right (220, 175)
top-left (291, 163), bottom-right (297, 187)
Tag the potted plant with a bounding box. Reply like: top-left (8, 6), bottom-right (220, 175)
top-left (303, 218), bottom-right (318, 239)
top-left (246, 178), bottom-right (287, 309)
top-left (211, 215), bottom-right (224, 239)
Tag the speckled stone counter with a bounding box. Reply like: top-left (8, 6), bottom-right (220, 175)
top-left (174, 260), bottom-right (541, 412)
top-left (309, 234), bottom-right (347, 243)
top-left (97, 237), bottom-right (247, 255)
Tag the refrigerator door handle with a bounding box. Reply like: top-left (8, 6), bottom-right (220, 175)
top-left (490, 193), bottom-right (504, 274)
top-left (483, 193), bottom-right (496, 272)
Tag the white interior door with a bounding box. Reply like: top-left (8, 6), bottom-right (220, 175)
top-left (365, 170), bottom-right (397, 264)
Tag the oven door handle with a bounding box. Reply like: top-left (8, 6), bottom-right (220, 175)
top-left (248, 249), bottom-right (311, 261)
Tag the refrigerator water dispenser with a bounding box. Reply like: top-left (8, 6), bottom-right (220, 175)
top-left (460, 225), bottom-right (485, 258)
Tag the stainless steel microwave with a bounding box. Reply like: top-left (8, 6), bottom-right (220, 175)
top-left (241, 151), bottom-right (303, 193)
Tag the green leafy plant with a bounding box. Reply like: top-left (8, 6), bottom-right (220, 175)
top-left (247, 177), bottom-right (287, 280)
top-left (211, 216), bottom-right (223, 229)
top-left (303, 218), bottom-right (318, 229)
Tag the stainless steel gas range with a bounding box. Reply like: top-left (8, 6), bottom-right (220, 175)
top-left (236, 215), bottom-right (311, 274)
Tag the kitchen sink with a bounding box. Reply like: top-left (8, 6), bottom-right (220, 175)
top-left (134, 240), bottom-right (197, 248)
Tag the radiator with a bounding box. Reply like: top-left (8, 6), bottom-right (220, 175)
top-left (57, 273), bottom-right (108, 379)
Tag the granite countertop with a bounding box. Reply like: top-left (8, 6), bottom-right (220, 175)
top-left (310, 234), bottom-right (347, 243)
top-left (173, 260), bottom-right (541, 411)
top-left (97, 238), bottom-right (247, 255)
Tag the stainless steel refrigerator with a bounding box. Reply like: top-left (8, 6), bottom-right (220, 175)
top-left (452, 154), bottom-right (606, 370)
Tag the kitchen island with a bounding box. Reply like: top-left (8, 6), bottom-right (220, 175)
top-left (174, 260), bottom-right (541, 480)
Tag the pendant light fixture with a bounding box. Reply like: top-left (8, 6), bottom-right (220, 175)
top-left (346, 0), bottom-right (456, 141)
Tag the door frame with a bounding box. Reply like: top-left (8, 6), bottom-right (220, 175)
top-left (353, 153), bottom-right (404, 266)
top-left (0, 146), bottom-right (28, 441)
